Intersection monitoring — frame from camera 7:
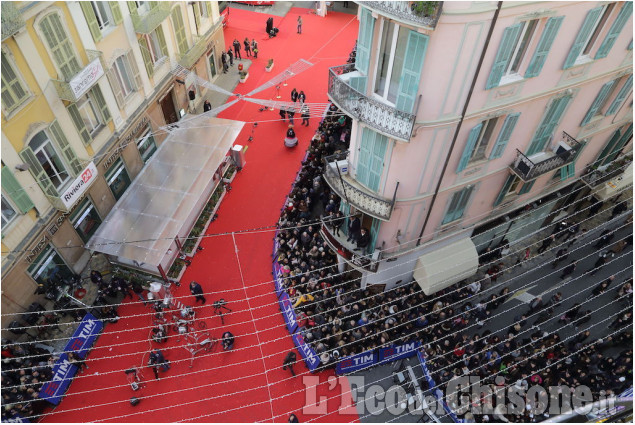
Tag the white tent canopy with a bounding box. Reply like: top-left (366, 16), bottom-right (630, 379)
top-left (87, 115), bottom-right (244, 272)
top-left (412, 238), bottom-right (479, 295)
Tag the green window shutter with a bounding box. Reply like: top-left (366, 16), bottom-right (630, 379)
top-left (581, 80), bottom-right (616, 126)
top-left (126, 50), bottom-right (142, 90)
top-left (172, 7), bottom-right (188, 55)
top-left (92, 85), bottom-right (111, 123)
top-left (443, 186), bottom-right (473, 224)
top-left (194, 3), bottom-right (201, 30)
top-left (106, 66), bottom-right (125, 108)
top-left (139, 38), bottom-right (155, 77)
top-left (355, 7), bottom-right (375, 75)
top-left (490, 113), bottom-right (520, 160)
top-left (110, 1), bottom-right (123, 25)
top-left (49, 120), bottom-right (83, 175)
top-left (628, 39), bottom-right (633, 50)
top-left (457, 123), bottom-right (482, 173)
top-left (486, 24), bottom-right (521, 89)
top-left (597, 129), bottom-right (622, 166)
top-left (206, 2), bottom-right (212, 16)
top-left (19, 147), bottom-right (58, 197)
top-left (526, 95), bottom-right (571, 156)
top-left (518, 180), bottom-right (534, 195)
top-left (1, 52), bottom-right (28, 112)
top-left (40, 13), bottom-right (81, 80)
top-left (127, 1), bottom-right (138, 14)
top-left (595, 2), bottom-right (632, 59)
top-left (1, 167), bottom-right (34, 214)
top-left (156, 26), bottom-right (168, 57)
top-left (525, 17), bottom-right (564, 78)
top-left (563, 6), bottom-right (603, 69)
top-left (80, 2), bottom-right (103, 43)
top-left (604, 124), bottom-right (633, 164)
top-left (494, 175), bottom-right (515, 206)
top-left (349, 76), bottom-right (367, 93)
top-left (561, 140), bottom-right (587, 180)
top-left (357, 127), bottom-right (373, 187)
top-left (67, 103), bottom-right (92, 145)
top-left (367, 132), bottom-right (388, 191)
top-left (395, 30), bottom-right (428, 113)
top-left (606, 75), bottom-right (632, 116)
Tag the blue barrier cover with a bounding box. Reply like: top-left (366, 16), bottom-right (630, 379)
top-left (272, 263), bottom-right (285, 299)
top-left (279, 292), bottom-right (298, 334)
top-left (38, 354), bottom-right (78, 405)
top-left (378, 341), bottom-right (421, 363)
top-left (5, 414), bottom-right (29, 422)
top-left (63, 312), bottom-right (103, 358)
top-left (335, 350), bottom-right (377, 374)
top-left (418, 349), bottom-right (461, 423)
top-left (39, 313), bottom-right (103, 405)
top-left (291, 332), bottom-right (321, 371)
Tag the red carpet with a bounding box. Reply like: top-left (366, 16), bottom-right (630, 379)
top-left (43, 7), bottom-right (359, 423)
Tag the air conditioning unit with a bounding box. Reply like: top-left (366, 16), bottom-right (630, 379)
top-left (335, 160), bottom-right (349, 174)
top-left (553, 141), bottom-right (572, 156)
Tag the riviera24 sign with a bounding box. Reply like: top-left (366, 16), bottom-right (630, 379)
top-left (60, 162), bottom-right (98, 210)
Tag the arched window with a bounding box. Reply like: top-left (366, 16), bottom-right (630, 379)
top-left (29, 130), bottom-right (69, 190)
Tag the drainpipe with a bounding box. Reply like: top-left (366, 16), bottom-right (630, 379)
top-left (416, 1), bottom-right (503, 246)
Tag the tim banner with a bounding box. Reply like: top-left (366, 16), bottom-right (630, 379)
top-left (63, 312), bottom-right (104, 358)
top-left (336, 350), bottom-right (377, 374)
top-left (378, 341), bottom-right (421, 363)
top-left (278, 292), bottom-right (298, 334)
top-left (39, 353), bottom-right (78, 405)
top-left (292, 332), bottom-right (320, 371)
top-left (272, 262), bottom-right (284, 299)
top-left (418, 350), bottom-right (461, 423)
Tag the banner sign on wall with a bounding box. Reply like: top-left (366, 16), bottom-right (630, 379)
top-left (279, 292), bottom-right (298, 334)
top-left (63, 312), bottom-right (103, 358)
top-left (60, 162), bottom-right (98, 210)
top-left (69, 58), bottom-right (104, 99)
top-left (292, 332), bottom-right (320, 371)
top-left (378, 341), bottom-right (421, 363)
top-left (335, 350), bottom-right (377, 374)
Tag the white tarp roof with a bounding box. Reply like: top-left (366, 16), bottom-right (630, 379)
top-left (413, 238), bottom-right (479, 295)
top-left (86, 115), bottom-right (244, 267)
top-left (594, 163), bottom-right (633, 202)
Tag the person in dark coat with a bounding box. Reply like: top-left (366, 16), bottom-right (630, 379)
top-left (355, 228), bottom-right (370, 252)
top-left (612, 201), bottom-right (628, 219)
top-left (298, 91), bottom-right (306, 103)
top-left (552, 248), bottom-right (569, 269)
top-left (287, 107), bottom-right (295, 125)
top-left (221, 51), bottom-right (228, 73)
top-left (148, 349), bottom-right (169, 379)
top-left (347, 216), bottom-right (361, 243)
top-left (537, 235), bottom-right (555, 254)
top-left (190, 281), bottom-right (206, 304)
top-left (203, 100), bottom-right (212, 113)
top-left (227, 48), bottom-right (234, 66)
top-left (560, 261), bottom-right (577, 279)
top-left (232, 38), bottom-right (241, 59)
top-left (279, 106), bottom-right (286, 122)
top-left (283, 351), bottom-right (297, 376)
top-left (301, 103), bottom-right (310, 126)
top-left (243, 37), bottom-right (251, 57)
top-left (588, 198), bottom-right (603, 217)
top-left (290, 88), bottom-right (298, 103)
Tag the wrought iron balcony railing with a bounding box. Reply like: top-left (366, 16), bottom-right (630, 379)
top-left (131, 2), bottom-right (172, 34)
top-left (320, 222), bottom-right (380, 273)
top-left (322, 153), bottom-right (397, 221)
top-left (51, 50), bottom-right (104, 102)
top-left (359, 1), bottom-right (443, 29)
top-left (581, 156), bottom-right (633, 189)
top-left (328, 65), bottom-right (415, 142)
top-left (1, 2), bottom-right (25, 41)
top-left (510, 132), bottom-right (582, 182)
top-left (178, 19), bottom-right (222, 69)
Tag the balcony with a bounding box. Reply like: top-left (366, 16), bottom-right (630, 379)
top-left (178, 19), bottom-right (222, 69)
top-left (1, 2), bottom-right (25, 41)
top-left (359, 1), bottom-right (442, 29)
top-left (131, 2), bottom-right (172, 34)
top-left (581, 155), bottom-right (633, 189)
top-left (509, 132), bottom-right (582, 182)
top-left (320, 222), bottom-right (380, 273)
top-left (328, 65), bottom-right (415, 142)
top-left (322, 153), bottom-right (397, 221)
top-left (51, 50), bottom-right (104, 102)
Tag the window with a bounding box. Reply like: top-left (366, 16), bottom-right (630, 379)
top-left (134, 1), bottom-right (149, 14)
top-left (70, 198), bottom-right (102, 242)
top-left (606, 74), bottom-right (633, 116)
top-left (39, 13), bottom-right (81, 80)
top-left (27, 245), bottom-right (73, 285)
top-left (198, 2), bottom-right (210, 18)
top-left (105, 158), bottom-right (131, 200)
top-left (493, 175), bottom-right (522, 206)
top-left (171, 6), bottom-right (188, 55)
top-left (564, 4), bottom-right (616, 68)
top-left (582, 4), bottom-right (615, 56)
top-left (1, 195), bottom-right (17, 227)
top-left (1, 51), bottom-right (29, 113)
top-left (91, 1), bottom-right (114, 30)
top-left (356, 128), bottom-right (388, 192)
top-left (29, 130), bottom-right (70, 190)
top-left (505, 20), bottom-right (538, 77)
top-left (471, 118), bottom-right (499, 164)
top-left (581, 79), bottom-right (619, 126)
top-left (374, 21), bottom-right (408, 104)
top-left (457, 115), bottom-right (521, 173)
top-left (77, 95), bottom-right (102, 136)
top-left (442, 185), bottom-right (474, 225)
top-left (137, 129), bottom-right (157, 163)
top-left (144, 27), bottom-right (168, 64)
top-left (114, 55), bottom-right (135, 97)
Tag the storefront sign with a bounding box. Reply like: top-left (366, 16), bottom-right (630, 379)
top-left (292, 332), bottom-right (320, 371)
top-left (69, 58), bottom-right (104, 100)
top-left (25, 235), bottom-right (50, 263)
top-left (104, 117), bottom-right (150, 171)
top-left (60, 162), bottom-right (98, 210)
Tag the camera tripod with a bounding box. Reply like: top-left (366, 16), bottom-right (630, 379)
top-left (213, 299), bottom-right (232, 324)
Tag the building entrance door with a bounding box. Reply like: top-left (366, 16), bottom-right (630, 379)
top-left (208, 49), bottom-right (217, 79)
top-left (160, 90), bottom-right (178, 124)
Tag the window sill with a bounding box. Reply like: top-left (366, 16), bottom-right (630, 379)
top-left (2, 95), bottom-right (35, 121)
top-left (499, 73), bottom-right (524, 87)
top-left (571, 55), bottom-right (594, 68)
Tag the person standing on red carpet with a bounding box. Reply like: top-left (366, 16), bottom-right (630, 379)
top-left (244, 37), bottom-right (251, 57)
top-left (232, 38), bottom-right (242, 59)
top-left (283, 351), bottom-right (297, 376)
top-left (297, 16), bottom-right (302, 34)
top-left (190, 281), bottom-right (206, 304)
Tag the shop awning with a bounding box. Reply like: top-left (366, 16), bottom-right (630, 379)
top-left (86, 115), bottom-right (244, 269)
top-left (594, 163), bottom-right (633, 202)
top-left (412, 238), bottom-right (479, 295)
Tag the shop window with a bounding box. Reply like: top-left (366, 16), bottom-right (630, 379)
top-left (70, 197), bottom-right (102, 242)
top-left (27, 245), bottom-right (73, 285)
top-left (137, 129), bottom-right (157, 163)
top-left (105, 158), bottom-right (131, 200)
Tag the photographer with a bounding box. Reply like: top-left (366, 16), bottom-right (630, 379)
top-left (148, 349), bottom-right (170, 380)
top-left (222, 331), bottom-right (234, 351)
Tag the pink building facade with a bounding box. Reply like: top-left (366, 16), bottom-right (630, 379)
top-left (323, 1), bottom-right (633, 291)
